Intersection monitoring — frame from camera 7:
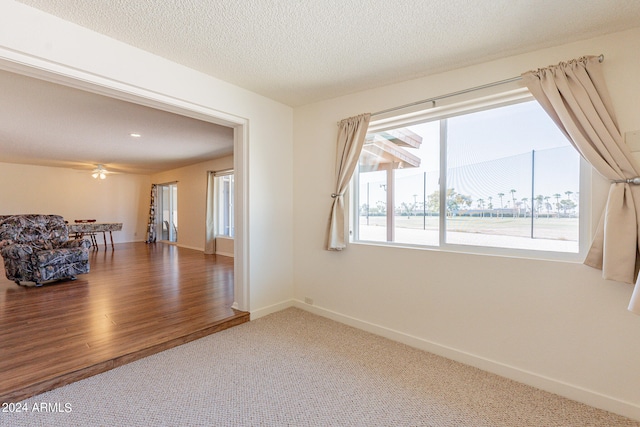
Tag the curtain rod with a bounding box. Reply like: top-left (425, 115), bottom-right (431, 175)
top-left (212, 168), bottom-right (234, 177)
top-left (371, 54), bottom-right (604, 118)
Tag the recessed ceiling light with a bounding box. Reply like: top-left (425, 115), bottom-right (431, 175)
top-left (130, 133), bottom-right (141, 138)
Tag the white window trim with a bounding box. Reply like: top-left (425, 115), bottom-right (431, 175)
top-left (350, 88), bottom-right (591, 263)
top-left (368, 88), bottom-right (532, 133)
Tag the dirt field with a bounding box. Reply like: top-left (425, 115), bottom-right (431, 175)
top-left (357, 215), bottom-right (579, 252)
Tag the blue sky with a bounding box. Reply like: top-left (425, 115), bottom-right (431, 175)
top-left (358, 100), bottom-right (580, 210)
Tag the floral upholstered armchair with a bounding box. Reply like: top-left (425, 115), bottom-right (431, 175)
top-left (0, 214), bottom-right (91, 286)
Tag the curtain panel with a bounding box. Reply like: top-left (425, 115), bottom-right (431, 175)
top-left (204, 171), bottom-right (216, 255)
top-left (522, 55), bottom-right (640, 314)
top-left (145, 184), bottom-right (158, 243)
top-left (326, 113), bottom-right (371, 250)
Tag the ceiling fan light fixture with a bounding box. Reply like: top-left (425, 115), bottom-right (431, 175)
top-left (92, 165), bottom-right (108, 179)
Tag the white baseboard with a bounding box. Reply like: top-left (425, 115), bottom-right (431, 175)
top-left (172, 243), bottom-right (232, 256)
top-left (250, 299), bottom-right (295, 320)
top-left (291, 299), bottom-right (640, 422)
top-left (175, 243), bottom-right (204, 251)
top-left (215, 250), bottom-right (234, 257)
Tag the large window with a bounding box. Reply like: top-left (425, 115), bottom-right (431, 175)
top-left (216, 172), bottom-right (234, 238)
top-left (352, 94), bottom-right (587, 259)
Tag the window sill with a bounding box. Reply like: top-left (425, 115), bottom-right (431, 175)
top-left (350, 239), bottom-right (585, 264)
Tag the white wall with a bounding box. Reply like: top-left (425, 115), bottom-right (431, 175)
top-left (215, 237), bottom-right (235, 258)
top-left (293, 28), bottom-right (640, 419)
top-left (0, 152), bottom-right (235, 253)
top-left (0, 162), bottom-right (149, 242)
top-left (150, 156), bottom-right (233, 251)
top-left (0, 1), bottom-right (294, 314)
top-left (5, 0), bottom-right (638, 419)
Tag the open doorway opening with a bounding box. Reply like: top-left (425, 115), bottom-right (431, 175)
top-left (0, 56), bottom-right (249, 312)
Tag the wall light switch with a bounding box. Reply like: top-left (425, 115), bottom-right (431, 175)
top-left (626, 130), bottom-right (640, 152)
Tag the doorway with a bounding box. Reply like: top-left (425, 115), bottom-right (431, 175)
top-left (0, 56), bottom-right (249, 312)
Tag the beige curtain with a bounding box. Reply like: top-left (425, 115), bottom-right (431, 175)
top-left (326, 113), bottom-right (371, 250)
top-left (522, 55), bottom-right (640, 314)
top-left (204, 171), bottom-right (216, 255)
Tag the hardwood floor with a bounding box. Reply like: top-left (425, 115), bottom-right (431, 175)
top-left (0, 242), bottom-right (248, 402)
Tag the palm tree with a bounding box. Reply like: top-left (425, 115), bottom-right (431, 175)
top-left (497, 193), bottom-right (504, 217)
top-left (521, 197), bottom-right (529, 217)
top-left (510, 189), bottom-right (517, 217)
top-left (535, 195), bottom-right (544, 217)
top-left (553, 193), bottom-right (562, 216)
top-left (544, 196), bottom-right (551, 215)
top-left (400, 202), bottom-right (411, 217)
top-left (477, 198), bottom-right (485, 217)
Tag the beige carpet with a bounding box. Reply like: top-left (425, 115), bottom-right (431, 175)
top-left (1, 307), bottom-right (638, 427)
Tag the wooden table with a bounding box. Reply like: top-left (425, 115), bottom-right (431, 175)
top-left (67, 222), bottom-right (123, 250)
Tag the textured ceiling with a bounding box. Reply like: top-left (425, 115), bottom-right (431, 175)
top-left (16, 0), bottom-right (640, 106)
top-left (4, 0), bottom-right (640, 175)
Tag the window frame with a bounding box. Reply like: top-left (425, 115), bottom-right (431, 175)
top-left (350, 89), bottom-right (591, 262)
top-left (158, 182), bottom-right (178, 243)
top-left (214, 170), bottom-right (235, 238)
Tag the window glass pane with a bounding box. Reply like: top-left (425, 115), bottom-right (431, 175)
top-left (532, 146), bottom-right (579, 244)
top-left (445, 101), bottom-right (579, 252)
top-left (158, 183), bottom-right (178, 242)
top-left (216, 174), bottom-right (234, 237)
top-left (227, 175), bottom-right (234, 237)
top-left (353, 98), bottom-right (581, 255)
top-left (358, 170), bottom-right (388, 242)
top-left (357, 121), bottom-right (440, 244)
top-left (393, 122), bottom-right (440, 246)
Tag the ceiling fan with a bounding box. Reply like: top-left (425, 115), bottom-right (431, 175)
top-left (91, 164), bottom-right (111, 179)
top-left (71, 162), bottom-right (129, 177)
